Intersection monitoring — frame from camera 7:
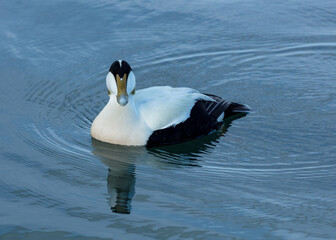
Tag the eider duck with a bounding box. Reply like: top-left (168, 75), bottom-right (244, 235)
top-left (91, 60), bottom-right (250, 147)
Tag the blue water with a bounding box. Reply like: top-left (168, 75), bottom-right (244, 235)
top-left (1, 0), bottom-right (336, 239)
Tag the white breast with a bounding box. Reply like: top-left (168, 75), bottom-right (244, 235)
top-left (91, 97), bottom-right (152, 146)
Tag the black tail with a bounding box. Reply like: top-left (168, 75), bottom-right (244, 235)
top-left (204, 93), bottom-right (250, 120)
top-left (224, 102), bottom-right (250, 119)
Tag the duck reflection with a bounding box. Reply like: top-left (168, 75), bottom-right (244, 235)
top-left (92, 140), bottom-right (141, 214)
top-left (91, 113), bottom-right (247, 214)
top-left (107, 166), bottom-right (135, 214)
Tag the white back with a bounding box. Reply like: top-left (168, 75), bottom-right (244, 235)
top-left (135, 86), bottom-right (214, 130)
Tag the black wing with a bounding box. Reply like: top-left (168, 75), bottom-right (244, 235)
top-left (146, 94), bottom-right (250, 147)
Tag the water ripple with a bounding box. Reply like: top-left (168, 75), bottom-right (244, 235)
top-left (1, 0), bottom-right (336, 237)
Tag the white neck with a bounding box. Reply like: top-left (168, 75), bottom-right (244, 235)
top-left (91, 94), bottom-right (152, 146)
top-left (108, 94), bottom-right (137, 116)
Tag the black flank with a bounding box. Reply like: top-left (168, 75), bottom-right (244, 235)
top-left (146, 94), bottom-right (250, 147)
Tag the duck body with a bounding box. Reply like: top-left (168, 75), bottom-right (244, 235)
top-left (91, 60), bottom-right (250, 147)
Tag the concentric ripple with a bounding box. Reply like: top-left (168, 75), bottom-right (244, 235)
top-left (1, 0), bottom-right (336, 239)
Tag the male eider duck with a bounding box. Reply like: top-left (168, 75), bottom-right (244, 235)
top-left (91, 60), bottom-right (250, 147)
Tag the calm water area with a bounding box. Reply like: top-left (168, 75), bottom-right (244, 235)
top-left (1, 0), bottom-right (336, 239)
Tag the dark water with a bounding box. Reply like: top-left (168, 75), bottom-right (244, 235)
top-left (1, 0), bottom-right (336, 239)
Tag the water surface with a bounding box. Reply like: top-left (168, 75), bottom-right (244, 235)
top-left (1, 0), bottom-right (336, 239)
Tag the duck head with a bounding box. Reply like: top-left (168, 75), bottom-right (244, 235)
top-left (106, 60), bottom-right (136, 106)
